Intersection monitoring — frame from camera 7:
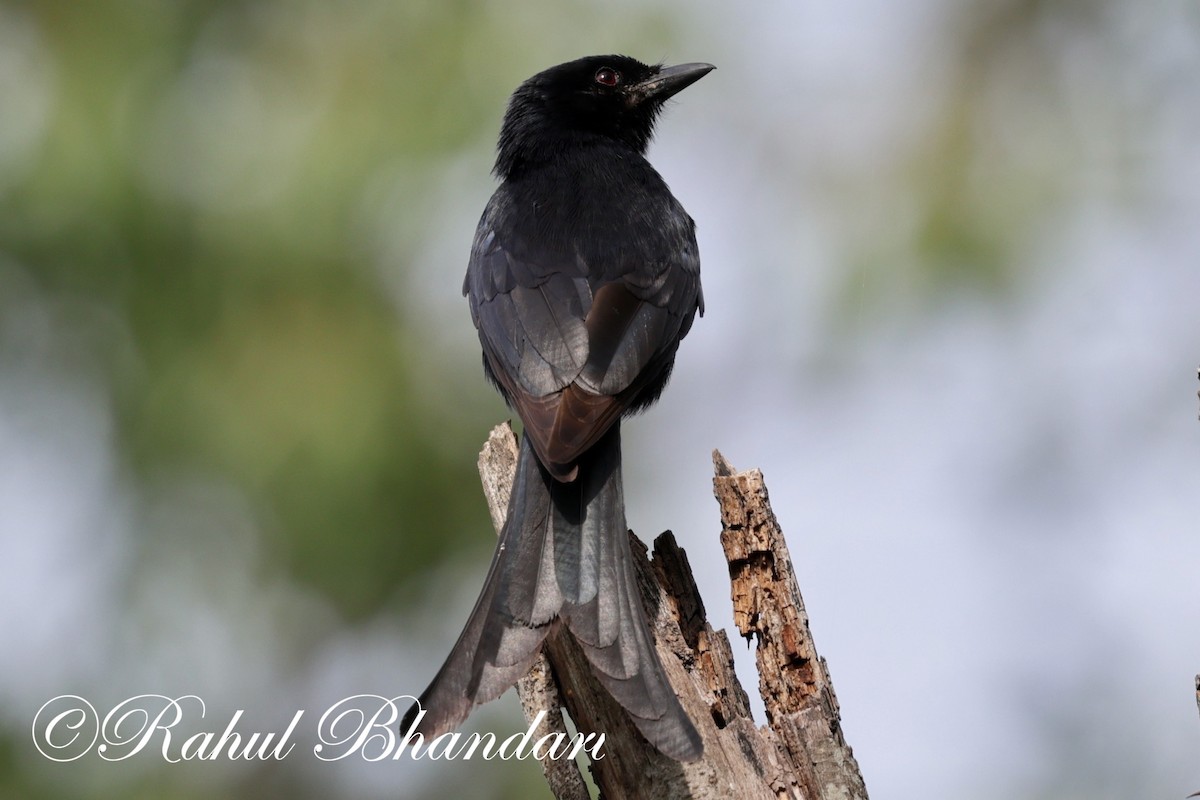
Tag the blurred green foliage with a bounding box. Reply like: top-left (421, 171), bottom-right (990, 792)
top-left (5, 1), bottom-right (479, 618)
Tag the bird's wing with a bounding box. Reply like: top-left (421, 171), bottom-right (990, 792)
top-left (464, 207), bottom-right (701, 480)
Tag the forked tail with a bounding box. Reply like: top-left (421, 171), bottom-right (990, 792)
top-left (403, 425), bottom-right (702, 760)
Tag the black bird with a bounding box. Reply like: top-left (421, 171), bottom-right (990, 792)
top-left (405, 54), bottom-right (713, 761)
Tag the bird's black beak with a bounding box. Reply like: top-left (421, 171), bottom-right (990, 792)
top-left (628, 62), bottom-right (715, 105)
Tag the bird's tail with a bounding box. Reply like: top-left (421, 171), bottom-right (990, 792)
top-left (403, 425), bottom-right (702, 761)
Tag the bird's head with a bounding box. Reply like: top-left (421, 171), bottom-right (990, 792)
top-left (494, 55), bottom-right (714, 178)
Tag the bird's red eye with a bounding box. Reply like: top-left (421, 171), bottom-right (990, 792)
top-left (594, 68), bottom-right (620, 87)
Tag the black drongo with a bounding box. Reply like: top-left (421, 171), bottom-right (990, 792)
top-left (405, 54), bottom-right (713, 761)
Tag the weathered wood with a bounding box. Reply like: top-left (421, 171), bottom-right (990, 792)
top-left (714, 451), bottom-right (868, 800)
top-left (474, 423), bottom-right (868, 799)
top-left (1190, 675), bottom-right (1199, 798)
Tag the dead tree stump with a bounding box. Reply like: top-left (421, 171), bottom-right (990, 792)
top-left (475, 423), bottom-right (868, 799)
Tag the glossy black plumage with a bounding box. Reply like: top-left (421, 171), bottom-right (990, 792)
top-left (405, 54), bottom-right (712, 761)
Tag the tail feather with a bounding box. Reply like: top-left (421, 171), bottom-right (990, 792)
top-left (404, 436), bottom-right (554, 737)
top-left (405, 425), bottom-right (702, 761)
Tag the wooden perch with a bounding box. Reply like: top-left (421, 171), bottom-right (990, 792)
top-left (1190, 675), bottom-right (1199, 798)
top-left (476, 423), bottom-right (868, 799)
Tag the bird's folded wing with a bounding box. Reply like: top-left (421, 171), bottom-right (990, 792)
top-left (465, 221), bottom-right (698, 478)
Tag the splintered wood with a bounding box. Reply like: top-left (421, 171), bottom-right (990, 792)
top-left (714, 451), bottom-right (867, 800)
top-left (714, 451), bottom-right (821, 712)
top-left (474, 423), bottom-right (868, 799)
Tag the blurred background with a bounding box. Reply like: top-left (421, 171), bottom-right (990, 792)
top-left (1, 0), bottom-right (1198, 798)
